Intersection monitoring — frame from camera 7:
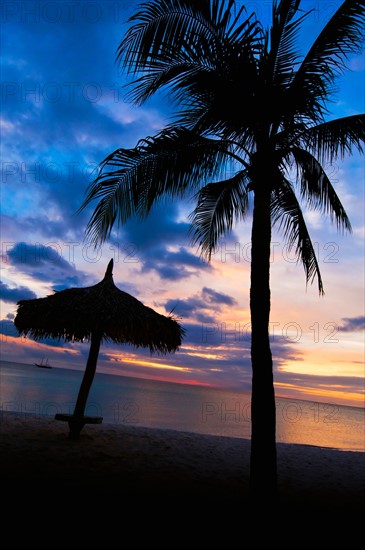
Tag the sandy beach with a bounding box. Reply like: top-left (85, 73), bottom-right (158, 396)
top-left (0, 411), bottom-right (364, 514)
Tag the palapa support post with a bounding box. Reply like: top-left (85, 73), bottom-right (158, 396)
top-left (67, 417), bottom-right (87, 440)
top-left (73, 330), bottom-right (102, 418)
top-left (55, 331), bottom-right (103, 439)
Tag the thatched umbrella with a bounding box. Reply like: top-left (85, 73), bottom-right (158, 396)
top-left (14, 258), bottom-right (184, 439)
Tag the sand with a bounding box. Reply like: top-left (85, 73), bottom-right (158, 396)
top-left (0, 411), bottom-right (364, 514)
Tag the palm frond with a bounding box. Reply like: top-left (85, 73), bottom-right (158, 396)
top-left (118, 0), bottom-right (262, 109)
top-left (189, 171), bottom-right (251, 259)
top-left (118, 0), bottom-right (252, 75)
top-left (293, 0), bottom-right (365, 99)
top-left (290, 146), bottom-right (352, 233)
top-left (269, 0), bottom-right (307, 86)
top-left (271, 178), bottom-right (324, 294)
top-left (80, 127), bottom-right (235, 245)
top-left (301, 114), bottom-right (365, 162)
top-left (124, 61), bottom-right (205, 106)
top-left (118, 0), bottom-right (211, 74)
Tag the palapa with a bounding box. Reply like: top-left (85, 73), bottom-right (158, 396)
top-left (14, 258), bottom-right (184, 438)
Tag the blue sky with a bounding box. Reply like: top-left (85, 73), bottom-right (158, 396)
top-left (1, 0), bottom-right (364, 406)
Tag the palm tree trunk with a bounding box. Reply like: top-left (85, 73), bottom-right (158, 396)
top-left (249, 187), bottom-right (277, 501)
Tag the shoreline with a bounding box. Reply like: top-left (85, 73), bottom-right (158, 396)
top-left (1, 411), bottom-right (364, 511)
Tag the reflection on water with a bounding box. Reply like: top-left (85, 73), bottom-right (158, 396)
top-left (1, 361), bottom-right (364, 452)
top-left (194, 392), bottom-right (365, 451)
top-left (275, 398), bottom-right (365, 451)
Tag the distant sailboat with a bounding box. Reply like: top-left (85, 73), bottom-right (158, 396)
top-left (34, 358), bottom-right (52, 369)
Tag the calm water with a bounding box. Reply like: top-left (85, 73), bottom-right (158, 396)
top-left (1, 361), bottom-right (364, 452)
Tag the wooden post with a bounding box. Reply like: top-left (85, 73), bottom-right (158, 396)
top-left (68, 331), bottom-right (102, 439)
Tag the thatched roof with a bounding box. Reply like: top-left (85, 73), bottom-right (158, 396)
top-left (14, 259), bottom-right (184, 354)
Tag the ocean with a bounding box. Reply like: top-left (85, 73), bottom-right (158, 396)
top-left (1, 360), bottom-right (364, 452)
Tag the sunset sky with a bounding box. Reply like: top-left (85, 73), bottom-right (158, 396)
top-left (1, 0), bottom-right (364, 408)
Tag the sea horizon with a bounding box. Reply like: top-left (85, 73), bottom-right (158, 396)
top-left (2, 358), bottom-right (363, 410)
top-left (1, 360), bottom-right (364, 452)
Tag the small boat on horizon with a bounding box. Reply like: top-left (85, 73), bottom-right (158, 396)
top-left (34, 358), bottom-right (52, 369)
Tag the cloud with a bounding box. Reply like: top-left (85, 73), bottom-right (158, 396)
top-left (142, 246), bottom-right (210, 281)
top-left (1, 212), bottom-right (77, 242)
top-left (119, 202), bottom-right (192, 248)
top-left (0, 316), bottom-right (78, 349)
top-left (0, 319), bottom-right (20, 338)
top-left (113, 202), bottom-right (213, 280)
top-left (5, 242), bottom-right (91, 289)
top-left (167, 300), bottom-right (214, 322)
top-left (275, 370), bottom-right (365, 395)
top-left (165, 287), bottom-right (238, 323)
top-left (202, 287), bottom-right (237, 306)
top-left (0, 281), bottom-right (37, 303)
top-left (338, 316), bottom-right (365, 332)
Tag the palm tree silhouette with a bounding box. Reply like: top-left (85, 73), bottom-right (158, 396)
top-left (80, 0), bottom-right (364, 501)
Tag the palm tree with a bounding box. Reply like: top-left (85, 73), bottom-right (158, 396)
top-left (80, 0), bottom-right (365, 500)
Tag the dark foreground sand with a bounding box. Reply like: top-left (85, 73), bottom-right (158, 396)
top-left (1, 412), bottom-right (364, 515)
